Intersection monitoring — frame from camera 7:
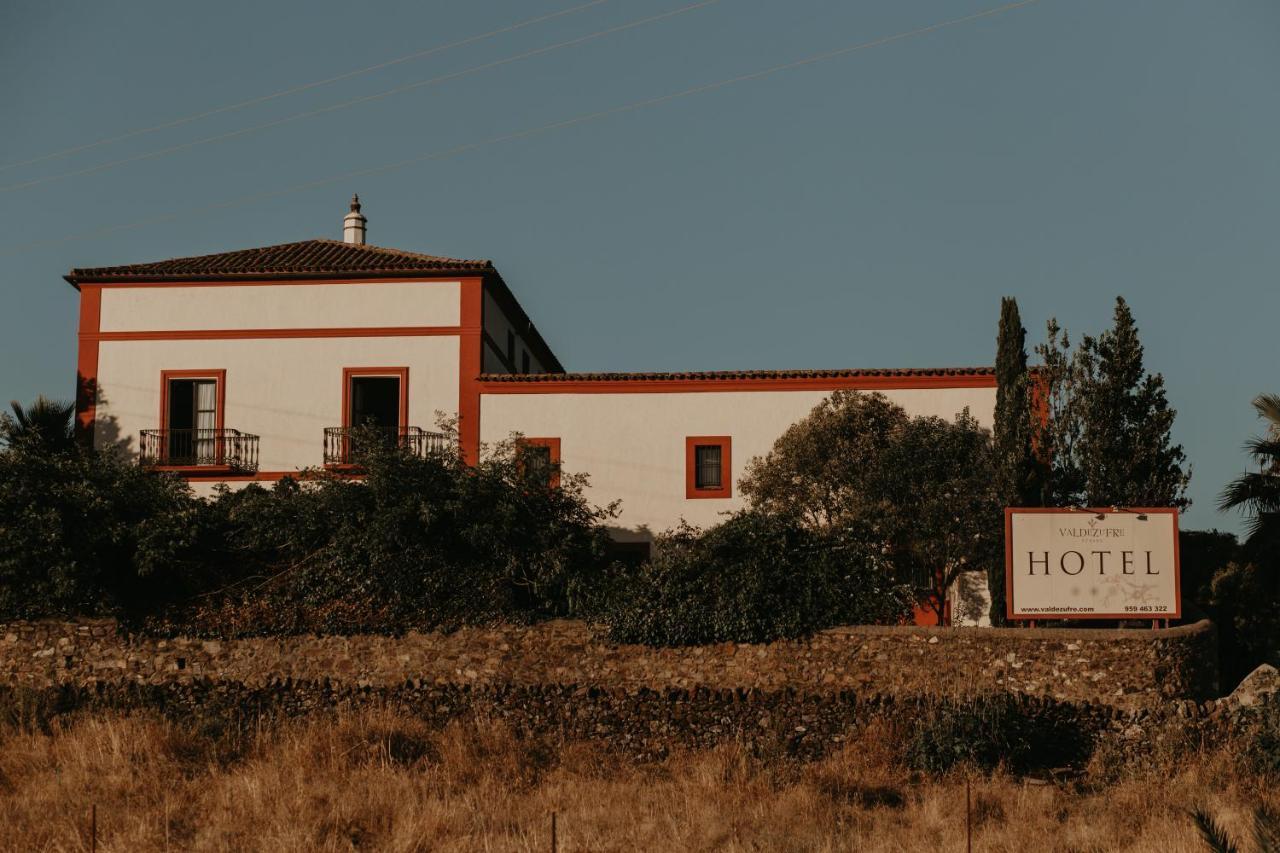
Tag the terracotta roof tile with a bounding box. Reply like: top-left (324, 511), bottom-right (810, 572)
top-left (66, 238), bottom-right (492, 282)
top-left (480, 367), bottom-right (995, 382)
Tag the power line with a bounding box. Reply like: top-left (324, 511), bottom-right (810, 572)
top-left (0, 0), bottom-right (614, 174)
top-left (1, 0), bottom-right (1044, 258)
top-left (0, 0), bottom-right (719, 194)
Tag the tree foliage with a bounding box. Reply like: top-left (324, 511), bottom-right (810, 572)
top-left (1219, 393), bottom-right (1280, 560)
top-left (0, 426), bottom-right (618, 634)
top-left (1034, 297), bottom-right (1190, 510)
top-left (739, 391), bottom-right (1000, 624)
top-left (1, 396), bottom-right (75, 453)
top-left (0, 435), bottom-right (197, 619)
top-left (992, 297), bottom-right (1042, 624)
top-left (598, 511), bottom-right (912, 646)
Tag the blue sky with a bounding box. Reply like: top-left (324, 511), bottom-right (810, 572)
top-left (2, 0), bottom-right (1277, 533)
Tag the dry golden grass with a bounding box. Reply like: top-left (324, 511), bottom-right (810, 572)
top-left (0, 707), bottom-right (1272, 853)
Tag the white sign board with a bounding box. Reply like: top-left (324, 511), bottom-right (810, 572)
top-left (1005, 508), bottom-right (1180, 620)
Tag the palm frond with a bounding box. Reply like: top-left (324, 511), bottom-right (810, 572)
top-left (1192, 808), bottom-right (1242, 853)
top-left (1244, 436), bottom-right (1280, 466)
top-left (1, 396), bottom-right (75, 450)
top-left (1254, 393), bottom-right (1280, 432)
top-left (1218, 472), bottom-right (1280, 514)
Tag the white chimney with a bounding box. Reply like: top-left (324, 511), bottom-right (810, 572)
top-left (343, 194), bottom-right (367, 245)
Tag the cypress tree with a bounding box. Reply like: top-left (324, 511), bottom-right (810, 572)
top-left (991, 297), bottom-right (1040, 624)
top-left (1076, 297), bottom-right (1190, 510)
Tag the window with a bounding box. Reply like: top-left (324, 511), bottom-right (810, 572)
top-left (685, 436), bottom-right (731, 499)
top-left (695, 445), bottom-right (722, 489)
top-left (342, 368), bottom-right (408, 431)
top-left (519, 437), bottom-right (560, 488)
top-left (349, 376), bottom-right (401, 429)
top-left (521, 350), bottom-right (531, 374)
top-left (332, 368), bottom-right (409, 465)
top-left (506, 331), bottom-right (515, 365)
top-left (160, 370), bottom-right (225, 466)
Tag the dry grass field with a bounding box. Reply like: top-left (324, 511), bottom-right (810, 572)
top-left (0, 707), bottom-right (1273, 853)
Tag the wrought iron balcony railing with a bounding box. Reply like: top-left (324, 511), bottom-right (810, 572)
top-left (323, 426), bottom-right (452, 467)
top-left (139, 428), bottom-right (260, 473)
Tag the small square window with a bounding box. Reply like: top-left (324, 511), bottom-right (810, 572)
top-left (519, 438), bottom-right (560, 488)
top-left (685, 436), bottom-right (731, 499)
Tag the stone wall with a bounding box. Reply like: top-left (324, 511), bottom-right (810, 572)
top-left (0, 618), bottom-right (1218, 711)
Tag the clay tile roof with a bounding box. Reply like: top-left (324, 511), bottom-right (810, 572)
top-left (66, 238), bottom-right (493, 282)
top-left (479, 367), bottom-right (995, 382)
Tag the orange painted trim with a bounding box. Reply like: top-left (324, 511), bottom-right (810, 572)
top-left (457, 277), bottom-right (485, 465)
top-left (67, 275), bottom-right (477, 289)
top-left (685, 436), bottom-right (732, 500)
top-left (519, 437), bottom-right (561, 488)
top-left (479, 375), bottom-right (998, 395)
top-left (152, 464), bottom-right (242, 476)
top-left (1003, 507), bottom-right (1182, 621)
top-left (340, 367), bottom-right (410, 429)
top-left (74, 286), bottom-right (102, 444)
top-left (92, 326), bottom-right (462, 342)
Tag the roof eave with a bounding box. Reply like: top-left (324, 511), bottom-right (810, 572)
top-left (63, 266), bottom-right (493, 287)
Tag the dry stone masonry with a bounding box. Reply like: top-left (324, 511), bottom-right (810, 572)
top-left (0, 618), bottom-right (1217, 711)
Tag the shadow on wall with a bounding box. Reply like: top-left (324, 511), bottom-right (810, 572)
top-left (77, 374), bottom-right (132, 456)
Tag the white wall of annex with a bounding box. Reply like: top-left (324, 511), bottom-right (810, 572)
top-left (482, 290), bottom-right (547, 374)
top-left (99, 281), bottom-right (461, 332)
top-left (95, 335), bottom-right (460, 472)
top-left (480, 387), bottom-right (996, 540)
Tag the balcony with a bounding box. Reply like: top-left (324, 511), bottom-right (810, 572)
top-left (139, 428), bottom-right (260, 474)
top-left (323, 426), bottom-right (452, 467)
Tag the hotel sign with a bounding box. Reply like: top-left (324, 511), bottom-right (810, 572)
top-left (1005, 508), bottom-right (1180, 620)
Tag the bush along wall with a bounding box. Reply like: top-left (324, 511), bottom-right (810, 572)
top-left (595, 512), bottom-right (913, 646)
top-left (0, 430), bottom-right (619, 635)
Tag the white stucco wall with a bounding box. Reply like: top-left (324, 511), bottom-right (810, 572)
top-left (479, 386), bottom-right (997, 541)
top-left (95, 335), bottom-right (460, 473)
top-left (99, 280), bottom-right (461, 332)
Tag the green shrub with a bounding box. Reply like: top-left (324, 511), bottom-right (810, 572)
top-left (0, 428), bottom-right (617, 635)
top-left (598, 511), bottom-right (912, 646)
top-left (1207, 562), bottom-right (1280, 686)
top-left (902, 695), bottom-right (1095, 774)
top-left (0, 436), bottom-right (199, 620)
top-left (155, 433), bottom-right (618, 635)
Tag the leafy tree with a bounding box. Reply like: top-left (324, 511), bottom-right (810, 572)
top-left (0, 435), bottom-right (197, 619)
top-left (1207, 561), bottom-right (1280, 684)
top-left (1, 396), bottom-right (75, 452)
top-left (1035, 297), bottom-right (1190, 510)
top-left (882, 411), bottom-right (1001, 625)
top-left (992, 297), bottom-right (1042, 624)
top-left (1219, 393), bottom-right (1280, 561)
top-left (0, 417), bottom-right (620, 634)
top-left (160, 429), bottom-right (620, 636)
top-left (740, 391), bottom-right (1000, 625)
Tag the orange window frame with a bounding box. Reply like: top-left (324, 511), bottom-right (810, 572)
top-left (157, 369), bottom-right (228, 468)
top-left (685, 436), bottom-right (731, 499)
top-left (519, 437), bottom-right (561, 488)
